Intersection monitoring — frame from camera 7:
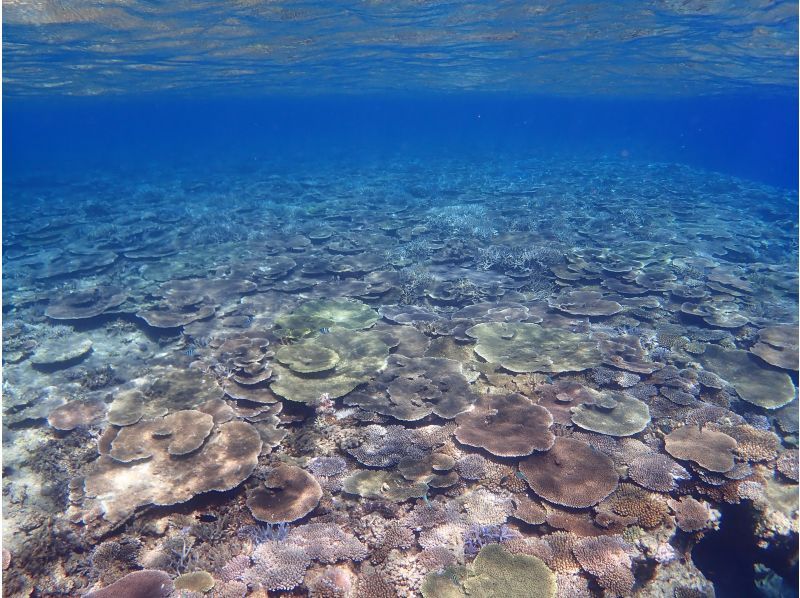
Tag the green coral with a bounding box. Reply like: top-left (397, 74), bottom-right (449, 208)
top-left (421, 567), bottom-right (468, 598)
top-left (466, 322), bottom-right (601, 373)
top-left (421, 545), bottom-right (557, 598)
top-left (464, 544), bottom-right (556, 597)
top-left (275, 344), bottom-right (340, 373)
top-left (345, 355), bottom-right (477, 421)
top-left (696, 344), bottom-right (795, 409)
top-left (275, 298), bottom-right (379, 339)
top-left (270, 329), bottom-right (391, 403)
top-left (570, 391), bottom-right (651, 436)
top-left (342, 469), bottom-right (428, 502)
top-left (174, 571), bottom-right (214, 592)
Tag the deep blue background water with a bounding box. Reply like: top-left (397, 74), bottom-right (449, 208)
top-left (5, 94), bottom-right (798, 190)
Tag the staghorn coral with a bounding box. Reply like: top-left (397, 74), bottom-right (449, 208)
top-left (138, 529), bottom-right (198, 575)
top-left (238, 521), bottom-right (290, 545)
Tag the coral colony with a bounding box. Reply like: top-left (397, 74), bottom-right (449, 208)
top-left (2, 156), bottom-right (798, 596)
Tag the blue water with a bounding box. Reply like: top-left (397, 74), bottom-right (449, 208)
top-left (4, 94), bottom-right (799, 189)
top-left (2, 2), bottom-right (799, 598)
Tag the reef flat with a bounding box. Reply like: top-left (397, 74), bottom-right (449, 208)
top-left (2, 156), bottom-right (798, 597)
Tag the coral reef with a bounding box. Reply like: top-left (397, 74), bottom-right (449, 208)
top-left (2, 157), bottom-right (797, 597)
top-left (519, 438), bottom-right (619, 508)
top-left (454, 392), bottom-right (554, 457)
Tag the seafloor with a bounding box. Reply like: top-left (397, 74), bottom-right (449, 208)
top-left (2, 156), bottom-right (798, 598)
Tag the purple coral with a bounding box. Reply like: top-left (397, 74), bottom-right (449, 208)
top-left (238, 522), bottom-right (290, 544)
top-left (463, 524), bottom-right (519, 557)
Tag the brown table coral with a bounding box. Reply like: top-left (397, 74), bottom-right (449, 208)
top-left (455, 392), bottom-right (554, 457)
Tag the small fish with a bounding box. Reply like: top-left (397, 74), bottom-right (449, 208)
top-left (319, 327), bottom-right (331, 334)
